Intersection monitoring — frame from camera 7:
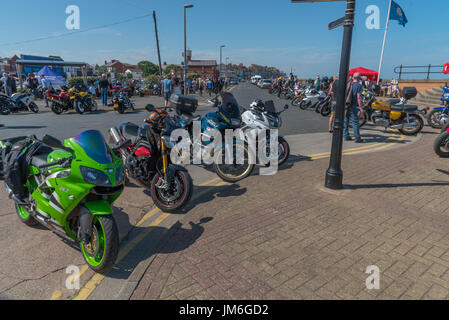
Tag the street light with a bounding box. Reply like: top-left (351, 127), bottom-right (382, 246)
top-left (184, 4), bottom-right (194, 95)
top-left (291, 0), bottom-right (356, 190)
top-left (226, 57), bottom-right (230, 77)
top-left (219, 45), bottom-right (225, 79)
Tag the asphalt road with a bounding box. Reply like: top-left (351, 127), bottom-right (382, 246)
top-left (0, 83), bottom-right (329, 140)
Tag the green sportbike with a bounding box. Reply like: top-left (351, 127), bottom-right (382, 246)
top-left (1, 130), bottom-right (130, 273)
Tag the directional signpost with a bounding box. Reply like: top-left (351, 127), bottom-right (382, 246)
top-left (292, 0), bottom-right (356, 190)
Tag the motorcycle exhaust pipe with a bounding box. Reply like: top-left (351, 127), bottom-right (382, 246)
top-left (5, 183), bottom-right (27, 205)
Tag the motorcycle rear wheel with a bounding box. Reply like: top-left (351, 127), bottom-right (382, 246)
top-left (399, 114), bottom-right (423, 135)
top-left (0, 105), bottom-right (10, 115)
top-left (151, 170), bottom-right (193, 212)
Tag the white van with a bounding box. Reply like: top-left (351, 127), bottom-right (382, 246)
top-left (251, 75), bottom-right (262, 85)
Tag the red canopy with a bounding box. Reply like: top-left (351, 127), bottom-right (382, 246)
top-left (349, 67), bottom-right (379, 82)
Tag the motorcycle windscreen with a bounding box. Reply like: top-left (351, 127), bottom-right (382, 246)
top-left (220, 92), bottom-right (240, 118)
top-left (73, 130), bottom-right (113, 164)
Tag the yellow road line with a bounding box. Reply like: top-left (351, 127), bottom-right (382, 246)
top-left (72, 273), bottom-right (105, 300)
top-left (135, 207), bottom-right (160, 227)
top-left (50, 290), bottom-right (62, 300)
top-left (198, 177), bottom-right (221, 186)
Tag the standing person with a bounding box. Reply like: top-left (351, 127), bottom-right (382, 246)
top-left (172, 78), bottom-right (182, 95)
top-left (161, 75), bottom-right (173, 109)
top-left (1, 73), bottom-right (7, 94)
top-left (206, 78), bottom-right (213, 96)
top-left (314, 75), bottom-right (321, 91)
top-left (199, 78), bottom-right (204, 96)
top-left (344, 72), bottom-right (365, 143)
top-left (5, 74), bottom-right (15, 96)
top-left (40, 74), bottom-right (52, 107)
top-left (328, 76), bottom-right (339, 133)
top-left (98, 75), bottom-right (110, 106)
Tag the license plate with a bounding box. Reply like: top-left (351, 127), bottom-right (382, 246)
top-left (114, 104), bottom-right (119, 108)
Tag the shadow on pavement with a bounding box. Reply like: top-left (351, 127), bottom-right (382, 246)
top-left (106, 217), bottom-right (213, 281)
top-left (2, 126), bottom-right (47, 130)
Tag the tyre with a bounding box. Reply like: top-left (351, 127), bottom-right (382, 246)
top-left (315, 102), bottom-right (323, 113)
top-left (150, 170), bottom-right (193, 212)
top-left (80, 215), bottom-right (119, 274)
top-left (0, 105), bottom-right (10, 115)
top-left (299, 100), bottom-right (309, 110)
top-left (29, 102), bottom-right (39, 113)
top-left (320, 103), bottom-right (331, 117)
top-left (15, 203), bottom-right (38, 226)
top-left (291, 97), bottom-right (302, 107)
top-left (51, 102), bottom-right (63, 115)
top-left (399, 114), bottom-right (423, 135)
top-left (427, 109), bottom-right (444, 129)
top-left (434, 131), bottom-right (449, 157)
top-left (118, 105), bottom-right (125, 114)
top-left (90, 100), bottom-right (98, 112)
top-left (213, 142), bottom-right (255, 183)
top-left (75, 101), bottom-right (85, 114)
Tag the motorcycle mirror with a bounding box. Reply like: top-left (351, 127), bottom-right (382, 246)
top-left (42, 135), bottom-right (71, 152)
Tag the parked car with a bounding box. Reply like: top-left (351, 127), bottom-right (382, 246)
top-left (230, 78), bottom-right (238, 85)
top-left (260, 79), bottom-right (272, 89)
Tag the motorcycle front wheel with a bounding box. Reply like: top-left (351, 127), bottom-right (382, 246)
top-left (80, 215), bottom-right (119, 274)
top-left (151, 170), bottom-right (193, 212)
top-left (29, 102), bottom-right (39, 113)
top-left (427, 109), bottom-right (444, 129)
top-left (213, 143), bottom-right (255, 183)
top-left (75, 101), bottom-right (85, 114)
top-left (434, 130), bottom-right (449, 157)
top-left (291, 97), bottom-right (302, 107)
top-left (320, 103), bottom-right (331, 116)
top-left (51, 102), bottom-right (63, 115)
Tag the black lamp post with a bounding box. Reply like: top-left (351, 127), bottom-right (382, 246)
top-left (219, 45), bottom-right (225, 79)
top-left (184, 4), bottom-right (194, 95)
top-left (291, 0), bottom-right (356, 190)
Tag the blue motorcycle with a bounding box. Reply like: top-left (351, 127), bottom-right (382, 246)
top-left (426, 85), bottom-right (449, 129)
top-left (172, 92), bottom-right (255, 182)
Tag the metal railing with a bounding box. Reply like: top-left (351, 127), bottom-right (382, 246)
top-left (394, 64), bottom-right (445, 79)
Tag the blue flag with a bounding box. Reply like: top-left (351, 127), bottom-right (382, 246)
top-left (390, 1), bottom-right (408, 27)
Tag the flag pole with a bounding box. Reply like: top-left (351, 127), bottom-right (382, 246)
top-left (377, 0), bottom-right (393, 84)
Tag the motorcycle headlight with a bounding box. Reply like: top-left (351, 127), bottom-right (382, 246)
top-left (115, 165), bottom-right (124, 184)
top-left (80, 166), bottom-right (112, 186)
top-left (231, 119), bottom-right (241, 127)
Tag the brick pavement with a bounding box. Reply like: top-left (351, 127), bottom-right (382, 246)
top-left (131, 128), bottom-right (449, 300)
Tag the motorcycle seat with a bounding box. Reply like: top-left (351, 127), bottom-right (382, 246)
top-left (121, 122), bottom-right (139, 138)
top-left (387, 99), bottom-right (401, 105)
top-left (390, 105), bottom-right (418, 112)
top-left (31, 145), bottom-right (54, 168)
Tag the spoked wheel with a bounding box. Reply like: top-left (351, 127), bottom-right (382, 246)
top-left (15, 203), bottom-right (37, 226)
top-left (151, 170), bottom-right (193, 212)
top-left (399, 114), bottom-right (423, 135)
top-left (80, 215), bottom-right (119, 273)
top-left (213, 142), bottom-right (255, 183)
top-left (427, 109), bottom-right (444, 129)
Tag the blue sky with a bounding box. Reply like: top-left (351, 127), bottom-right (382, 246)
top-left (0, 0), bottom-right (448, 79)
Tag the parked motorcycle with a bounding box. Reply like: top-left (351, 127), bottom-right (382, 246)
top-left (240, 99), bottom-right (290, 166)
top-left (298, 88), bottom-right (327, 110)
top-left (47, 87), bottom-right (77, 114)
top-left (426, 86), bottom-right (449, 129)
top-left (112, 90), bottom-right (134, 114)
top-left (172, 93), bottom-right (255, 183)
top-left (319, 95), bottom-right (333, 117)
top-left (0, 91), bottom-right (39, 115)
top-left (361, 85), bottom-right (423, 135)
top-left (1, 131), bottom-right (124, 273)
top-left (109, 105), bottom-right (193, 212)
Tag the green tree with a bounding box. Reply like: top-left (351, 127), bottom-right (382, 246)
top-left (137, 61), bottom-right (159, 77)
top-left (97, 65), bottom-right (107, 74)
top-left (163, 64), bottom-right (180, 76)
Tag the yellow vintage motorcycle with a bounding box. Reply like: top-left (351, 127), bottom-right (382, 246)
top-left (360, 85), bottom-right (423, 135)
top-left (70, 85), bottom-right (98, 114)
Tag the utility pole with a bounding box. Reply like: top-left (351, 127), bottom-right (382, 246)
top-left (219, 45), bottom-right (225, 79)
top-left (183, 4), bottom-right (194, 95)
top-left (153, 10), bottom-right (163, 78)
